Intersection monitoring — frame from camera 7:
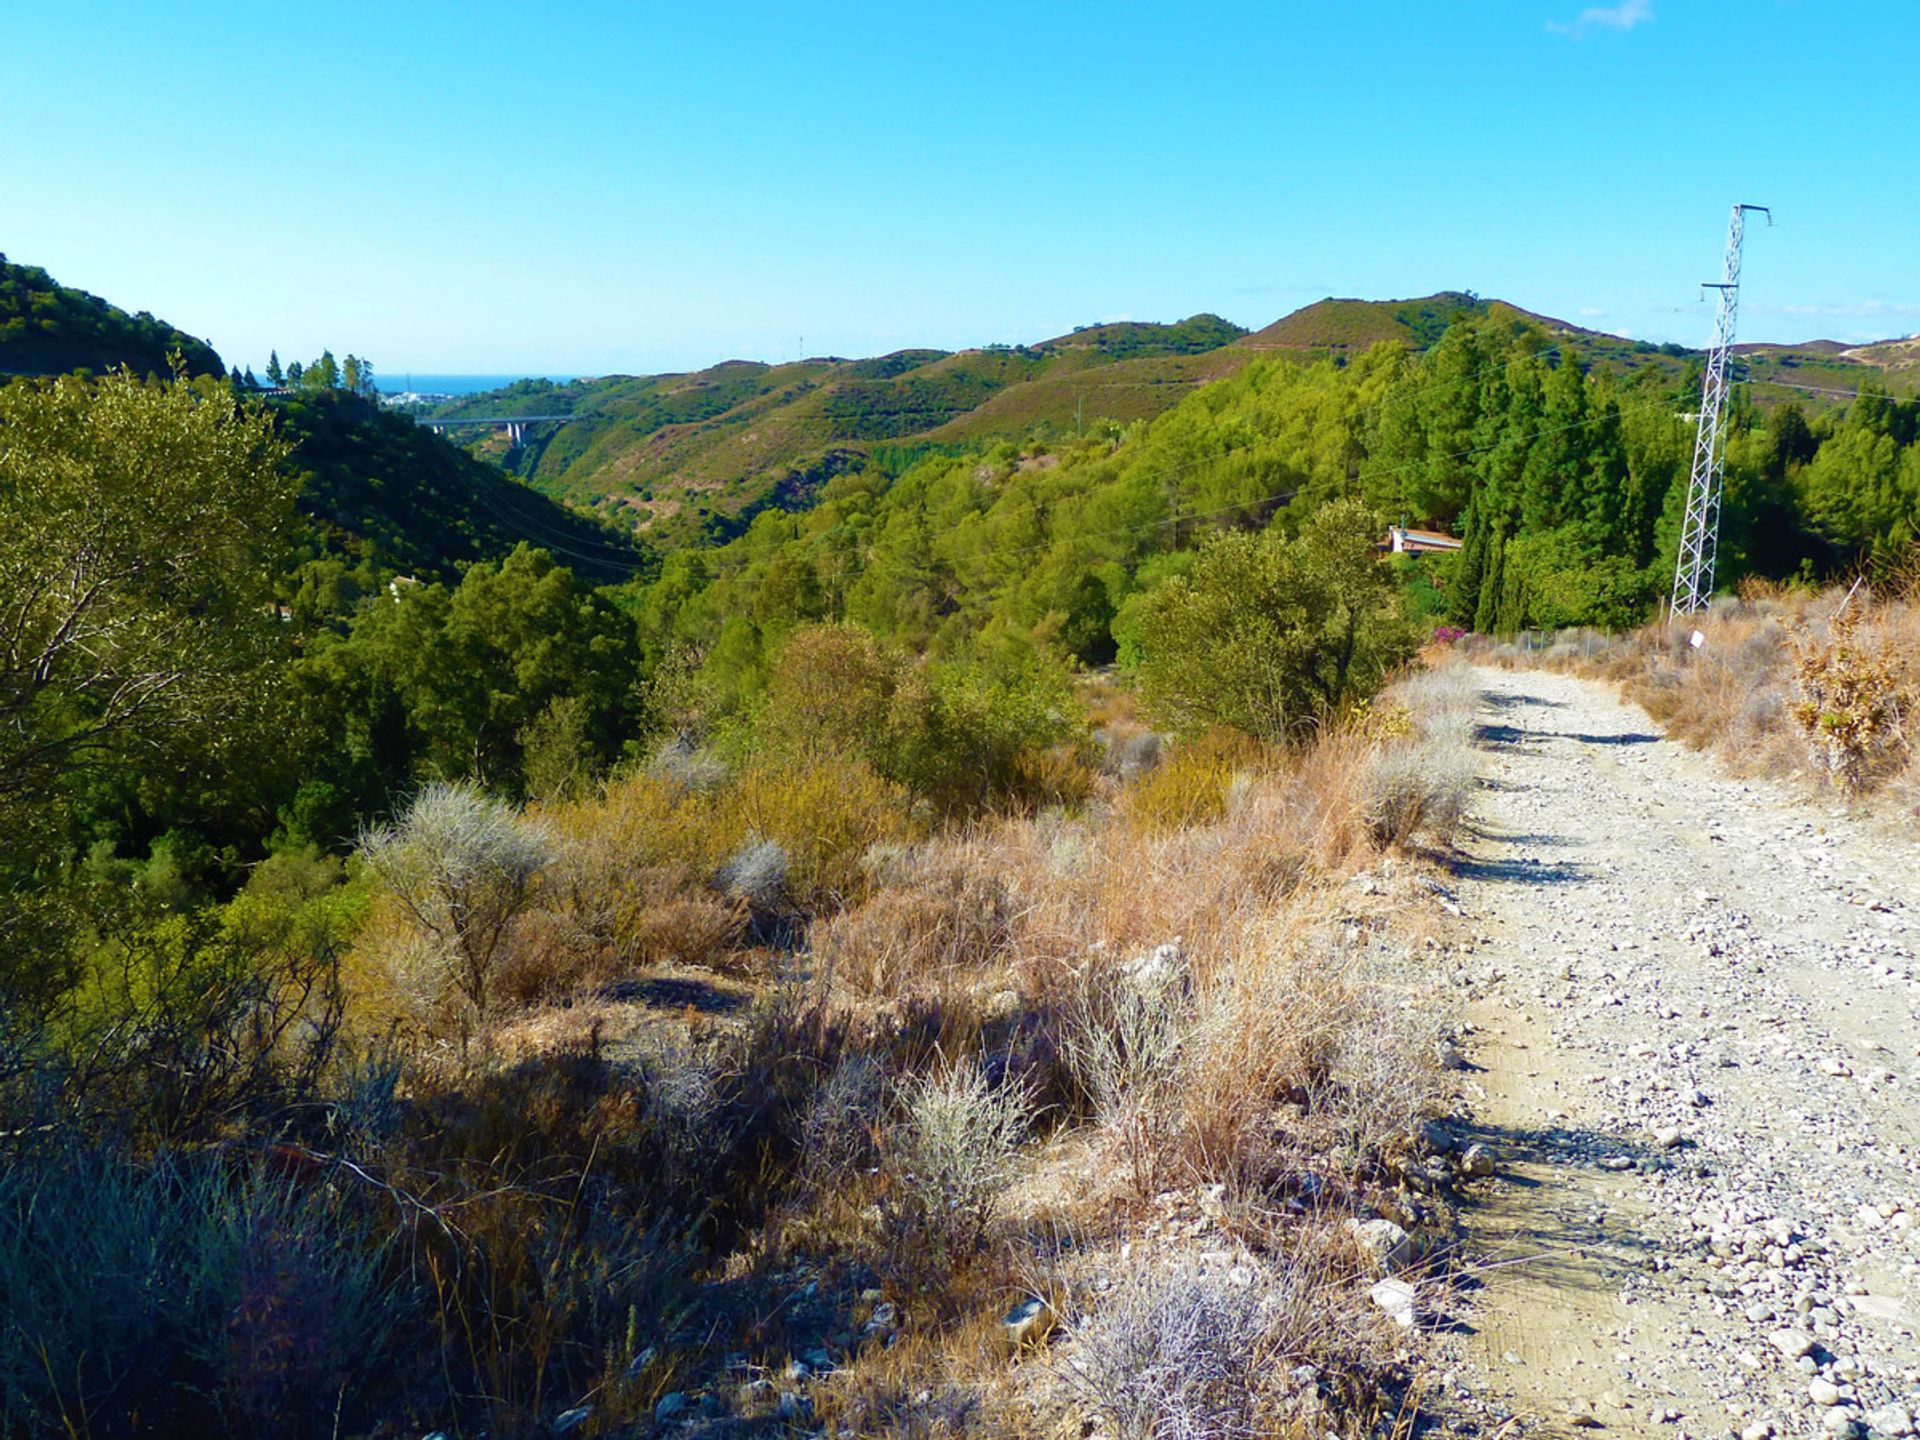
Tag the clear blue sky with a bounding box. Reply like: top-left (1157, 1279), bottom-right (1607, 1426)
top-left (4, 1), bottom-right (1915, 375)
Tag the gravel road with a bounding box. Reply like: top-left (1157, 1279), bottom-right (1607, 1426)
top-left (1437, 666), bottom-right (1920, 1440)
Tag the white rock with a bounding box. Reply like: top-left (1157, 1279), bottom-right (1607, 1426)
top-left (1370, 1278), bottom-right (1417, 1328)
top-left (1809, 1378), bottom-right (1841, 1406)
top-left (1864, 1406), bottom-right (1913, 1437)
top-left (1770, 1329), bottom-right (1816, 1359)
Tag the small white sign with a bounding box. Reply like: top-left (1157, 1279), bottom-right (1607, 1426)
top-left (1689, 629), bottom-right (1706, 650)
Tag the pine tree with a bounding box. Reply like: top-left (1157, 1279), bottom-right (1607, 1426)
top-left (1448, 497), bottom-right (1487, 627)
top-left (1474, 525), bottom-right (1506, 634)
top-left (266, 350), bottom-right (284, 387)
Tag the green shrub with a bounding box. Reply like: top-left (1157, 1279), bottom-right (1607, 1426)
top-left (1134, 499), bottom-right (1419, 742)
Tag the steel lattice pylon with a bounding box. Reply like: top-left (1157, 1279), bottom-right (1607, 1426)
top-left (1671, 202), bottom-right (1770, 619)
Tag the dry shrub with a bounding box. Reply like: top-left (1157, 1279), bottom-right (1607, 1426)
top-left (358, 782), bottom-right (552, 1018)
top-left (1056, 1261), bottom-right (1285, 1440)
top-left (537, 771), bottom-right (735, 945)
top-left (1359, 740), bottom-right (1475, 850)
top-left (1009, 741), bottom-right (1098, 811)
top-left (1791, 601), bottom-right (1910, 790)
top-left (1059, 957), bottom-right (1194, 1196)
top-left (814, 842), bottom-right (1016, 998)
top-left (880, 1057), bottom-right (1034, 1294)
top-left (466, 774), bottom-right (759, 997)
top-left (799, 1052), bottom-right (886, 1187)
top-left (724, 757), bottom-right (915, 908)
top-left (1487, 585), bottom-right (1920, 805)
top-left (1119, 728), bottom-right (1271, 833)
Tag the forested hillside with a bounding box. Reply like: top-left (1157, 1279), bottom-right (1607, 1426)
top-left (628, 314), bottom-right (1920, 683)
top-left (426, 315), bottom-right (1252, 541)
top-left (273, 388), bottom-right (651, 598)
top-left (0, 253), bottom-right (223, 378)
top-left (437, 291), bottom-right (1914, 552)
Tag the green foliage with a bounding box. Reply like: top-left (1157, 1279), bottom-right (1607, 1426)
top-left (1133, 499), bottom-right (1420, 741)
top-left (0, 371), bottom-right (297, 1012)
top-left (271, 388), bottom-right (650, 588)
top-left (0, 254), bottom-right (223, 379)
top-left (299, 545), bottom-right (645, 799)
top-left (749, 623), bottom-right (1087, 816)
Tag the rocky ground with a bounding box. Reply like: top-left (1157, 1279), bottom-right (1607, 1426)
top-left (1435, 666), bottom-right (1920, 1440)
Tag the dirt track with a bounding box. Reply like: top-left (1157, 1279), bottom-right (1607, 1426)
top-left (1439, 666), bottom-right (1920, 1440)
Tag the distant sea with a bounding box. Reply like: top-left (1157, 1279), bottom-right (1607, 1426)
top-left (376, 374), bottom-right (580, 397)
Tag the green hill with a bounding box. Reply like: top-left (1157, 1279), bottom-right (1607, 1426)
top-left (0, 251), bottom-right (647, 587)
top-left (432, 293), bottom-right (1919, 550)
top-left (0, 253), bottom-right (224, 379)
top-left (271, 389), bottom-right (651, 586)
top-left (427, 317), bottom-right (1252, 542)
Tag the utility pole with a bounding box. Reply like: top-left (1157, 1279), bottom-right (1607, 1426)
top-left (1670, 202), bottom-right (1770, 619)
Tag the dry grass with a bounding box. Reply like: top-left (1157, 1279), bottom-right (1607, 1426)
top-left (293, 661), bottom-right (1474, 1437)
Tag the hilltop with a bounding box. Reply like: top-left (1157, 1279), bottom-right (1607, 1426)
top-left (438, 291), bottom-right (1915, 546)
top-left (0, 253), bottom-right (646, 587)
top-left (0, 253), bottom-right (223, 379)
top-left (425, 314), bottom-right (1256, 542)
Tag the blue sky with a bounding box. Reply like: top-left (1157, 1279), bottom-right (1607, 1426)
top-left (3, 2), bottom-right (1915, 374)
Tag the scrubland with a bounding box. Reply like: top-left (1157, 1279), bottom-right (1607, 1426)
top-left (1471, 578), bottom-right (1919, 817)
top-left (0, 664), bottom-right (1481, 1439)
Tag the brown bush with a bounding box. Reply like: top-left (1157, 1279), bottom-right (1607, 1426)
top-left (814, 844), bottom-right (1016, 999)
top-left (722, 757), bottom-right (915, 909)
top-left (1119, 728), bottom-right (1271, 833)
top-left (1791, 601), bottom-right (1911, 790)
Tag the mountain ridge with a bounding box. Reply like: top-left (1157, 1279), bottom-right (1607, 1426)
top-left (434, 290), bottom-right (1917, 544)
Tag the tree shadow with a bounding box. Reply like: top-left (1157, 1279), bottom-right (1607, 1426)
top-left (1478, 689), bottom-right (1566, 711)
top-left (597, 975), bottom-right (749, 1014)
top-left (1434, 1119), bottom-right (1672, 1324)
top-left (1475, 721), bottom-right (1660, 750)
top-left (1448, 854), bottom-right (1588, 886)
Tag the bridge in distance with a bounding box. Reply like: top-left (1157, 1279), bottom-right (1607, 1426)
top-left (415, 413), bottom-right (575, 443)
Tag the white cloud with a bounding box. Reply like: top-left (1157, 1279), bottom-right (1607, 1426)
top-left (1577, 307), bottom-right (1607, 318)
top-left (1548, 0), bottom-right (1653, 37)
